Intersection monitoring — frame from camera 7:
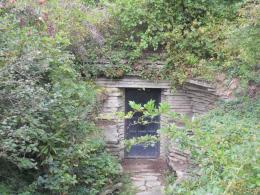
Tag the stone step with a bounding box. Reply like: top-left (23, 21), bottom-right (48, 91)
top-left (122, 159), bottom-right (166, 195)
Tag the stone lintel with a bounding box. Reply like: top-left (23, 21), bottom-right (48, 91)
top-left (96, 76), bottom-right (171, 89)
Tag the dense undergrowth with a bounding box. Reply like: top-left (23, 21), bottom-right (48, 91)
top-left (101, 0), bottom-right (259, 84)
top-left (164, 98), bottom-right (259, 194)
top-left (126, 98), bottom-right (259, 194)
top-left (0, 1), bottom-right (120, 194)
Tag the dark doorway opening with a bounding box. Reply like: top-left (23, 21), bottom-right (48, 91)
top-left (125, 88), bottom-right (161, 159)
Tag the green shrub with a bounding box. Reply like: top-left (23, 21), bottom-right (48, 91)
top-left (106, 0), bottom-right (260, 84)
top-left (165, 98), bottom-right (260, 194)
top-left (0, 0), bottom-right (120, 194)
top-left (124, 98), bottom-right (259, 194)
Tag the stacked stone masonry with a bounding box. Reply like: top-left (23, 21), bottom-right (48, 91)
top-left (97, 87), bottom-right (125, 159)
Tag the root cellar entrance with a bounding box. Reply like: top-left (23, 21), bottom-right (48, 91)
top-left (96, 76), bottom-right (217, 160)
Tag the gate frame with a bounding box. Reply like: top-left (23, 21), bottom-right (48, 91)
top-left (124, 88), bottom-right (161, 159)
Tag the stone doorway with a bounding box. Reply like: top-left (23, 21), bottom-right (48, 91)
top-left (125, 88), bottom-right (161, 159)
top-left (96, 76), bottom-right (217, 160)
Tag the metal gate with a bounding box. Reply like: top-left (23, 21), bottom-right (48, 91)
top-left (125, 88), bottom-right (160, 158)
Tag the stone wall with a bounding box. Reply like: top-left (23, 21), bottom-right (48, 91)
top-left (162, 89), bottom-right (192, 115)
top-left (184, 80), bottom-right (218, 115)
top-left (167, 144), bottom-right (190, 182)
top-left (165, 80), bottom-right (218, 181)
top-left (97, 87), bottom-right (125, 159)
top-left (160, 88), bottom-right (193, 158)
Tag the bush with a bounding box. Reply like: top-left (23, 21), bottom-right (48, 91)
top-left (0, 0), bottom-right (120, 194)
top-left (165, 98), bottom-right (260, 194)
top-left (124, 98), bottom-right (259, 194)
top-left (107, 0), bottom-right (260, 84)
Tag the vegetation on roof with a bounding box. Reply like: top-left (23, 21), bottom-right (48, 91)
top-left (83, 0), bottom-right (260, 84)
